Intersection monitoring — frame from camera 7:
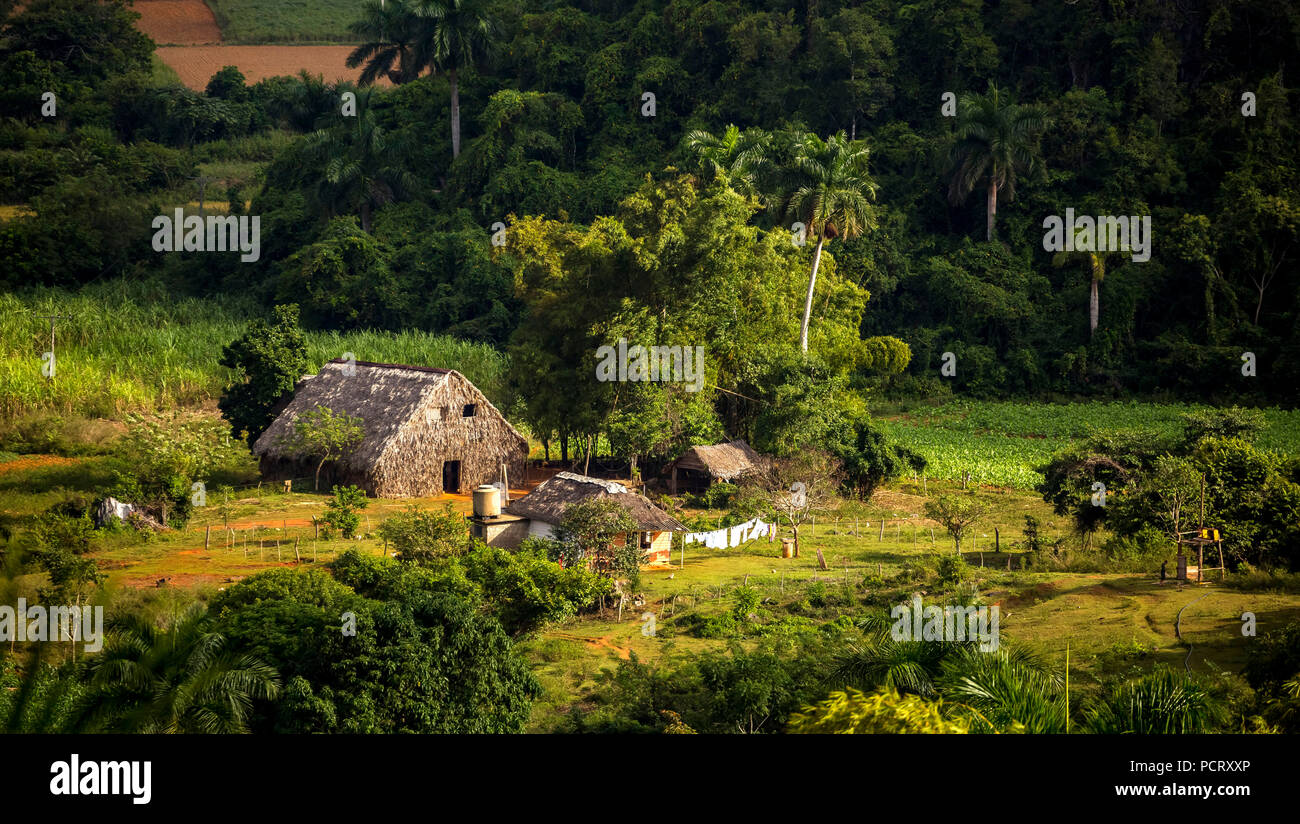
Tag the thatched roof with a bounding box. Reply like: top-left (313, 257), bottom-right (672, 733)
top-left (252, 359), bottom-right (526, 478)
top-left (506, 472), bottom-right (686, 531)
top-left (669, 439), bottom-right (767, 480)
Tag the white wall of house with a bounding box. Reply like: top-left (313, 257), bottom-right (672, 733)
top-left (528, 520), bottom-right (559, 539)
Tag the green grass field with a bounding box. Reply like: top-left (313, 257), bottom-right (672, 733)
top-left (879, 400), bottom-right (1300, 490)
top-left (203, 0), bottom-right (364, 44)
top-left (0, 281), bottom-right (509, 419)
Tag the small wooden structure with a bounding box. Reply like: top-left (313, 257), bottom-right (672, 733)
top-left (1175, 527), bottom-right (1226, 583)
top-left (1172, 475), bottom-right (1226, 583)
top-left (666, 439), bottom-right (768, 495)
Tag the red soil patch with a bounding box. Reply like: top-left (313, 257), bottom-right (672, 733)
top-left (0, 454), bottom-right (80, 475)
top-left (549, 633), bottom-right (632, 660)
top-left (154, 45), bottom-right (380, 91)
top-left (133, 0), bottom-right (222, 45)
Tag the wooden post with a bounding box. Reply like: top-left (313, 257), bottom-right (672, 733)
top-left (930, 527), bottom-right (935, 544)
top-left (1007, 556), bottom-right (1012, 571)
top-left (995, 527), bottom-right (1000, 553)
top-left (294, 536), bottom-right (301, 563)
top-left (204, 525), bottom-right (210, 551)
top-left (879, 520), bottom-right (885, 541)
top-left (313, 517), bottom-right (319, 540)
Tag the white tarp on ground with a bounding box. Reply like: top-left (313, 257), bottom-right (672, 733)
top-left (684, 517), bottom-right (772, 548)
top-left (93, 497), bottom-right (136, 527)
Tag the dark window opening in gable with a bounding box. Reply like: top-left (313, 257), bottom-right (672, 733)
top-left (463, 404), bottom-right (476, 417)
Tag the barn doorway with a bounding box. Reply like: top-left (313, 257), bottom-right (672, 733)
top-left (442, 460), bottom-right (461, 494)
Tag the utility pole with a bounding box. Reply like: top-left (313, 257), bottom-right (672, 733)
top-left (35, 313), bottom-right (71, 381)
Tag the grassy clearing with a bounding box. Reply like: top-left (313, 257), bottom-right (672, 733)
top-left (203, 0), bottom-right (363, 44)
top-left (878, 400), bottom-right (1300, 489)
top-left (0, 281), bottom-right (509, 419)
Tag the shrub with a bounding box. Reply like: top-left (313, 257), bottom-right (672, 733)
top-left (378, 504), bottom-right (468, 563)
top-left (322, 485), bottom-right (367, 539)
top-left (788, 689), bottom-right (970, 734)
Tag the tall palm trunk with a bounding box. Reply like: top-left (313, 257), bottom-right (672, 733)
top-left (986, 178), bottom-right (998, 241)
top-left (1089, 277), bottom-right (1100, 337)
top-left (449, 67), bottom-right (460, 158)
top-left (800, 236), bottom-right (826, 353)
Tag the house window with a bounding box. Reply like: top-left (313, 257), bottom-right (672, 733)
top-left (640, 532), bottom-right (653, 549)
top-left (463, 404), bottom-right (477, 417)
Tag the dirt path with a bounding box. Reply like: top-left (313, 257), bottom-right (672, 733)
top-left (134, 0), bottom-right (222, 45)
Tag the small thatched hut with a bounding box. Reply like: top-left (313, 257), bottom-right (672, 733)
top-left (665, 439), bottom-right (767, 494)
top-left (253, 359), bottom-right (528, 498)
top-left (487, 472), bottom-right (685, 564)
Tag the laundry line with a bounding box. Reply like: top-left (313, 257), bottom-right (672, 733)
top-left (683, 517), bottom-right (774, 549)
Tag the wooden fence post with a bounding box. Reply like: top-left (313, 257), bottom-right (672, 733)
top-left (204, 525), bottom-right (210, 552)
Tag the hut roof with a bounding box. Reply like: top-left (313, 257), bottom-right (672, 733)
top-left (670, 439), bottom-right (767, 480)
top-left (506, 472), bottom-right (686, 532)
top-left (252, 359), bottom-right (523, 473)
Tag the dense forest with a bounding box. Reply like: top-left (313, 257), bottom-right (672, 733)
top-left (3, 0), bottom-right (1297, 433)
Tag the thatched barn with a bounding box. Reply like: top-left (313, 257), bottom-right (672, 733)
top-left (253, 359), bottom-right (528, 498)
top-left (477, 472), bottom-right (684, 564)
top-left (665, 439), bottom-right (767, 494)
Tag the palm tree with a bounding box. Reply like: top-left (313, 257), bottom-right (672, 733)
top-left (940, 646), bottom-right (1067, 733)
top-left (683, 124), bottom-right (772, 196)
top-left (412, 0), bottom-right (499, 159)
top-left (1082, 666), bottom-right (1224, 734)
top-left (346, 0), bottom-right (433, 86)
top-left (70, 606), bottom-right (280, 734)
top-left (302, 88), bottom-right (416, 232)
top-left (830, 612), bottom-right (966, 697)
top-left (2, 646), bottom-right (81, 733)
top-left (780, 131), bottom-right (877, 354)
top-left (1053, 223), bottom-right (1124, 338)
top-left (947, 83), bottom-right (1047, 242)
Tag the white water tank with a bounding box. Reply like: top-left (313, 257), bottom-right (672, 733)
top-left (473, 484), bottom-right (501, 517)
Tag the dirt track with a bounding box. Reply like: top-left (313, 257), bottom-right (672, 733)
top-left (134, 0), bottom-right (222, 45)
